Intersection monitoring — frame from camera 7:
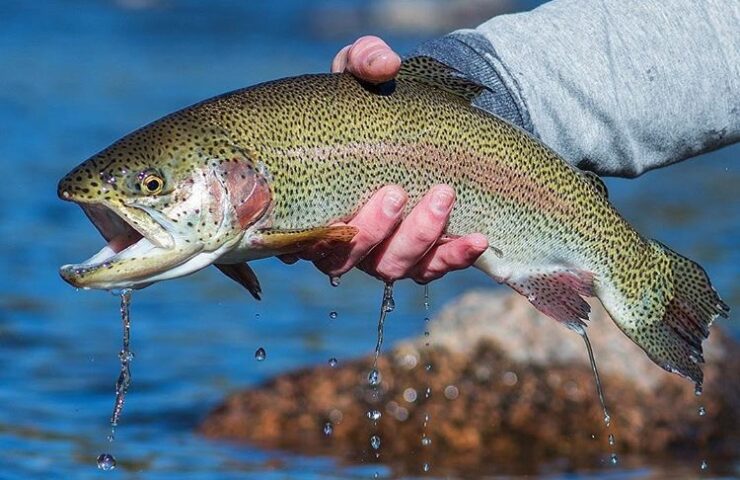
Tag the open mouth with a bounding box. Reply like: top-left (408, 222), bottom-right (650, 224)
top-left (59, 202), bottom-right (173, 286)
top-left (82, 203), bottom-right (151, 263)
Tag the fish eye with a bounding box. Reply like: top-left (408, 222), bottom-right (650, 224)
top-left (141, 173), bottom-right (164, 195)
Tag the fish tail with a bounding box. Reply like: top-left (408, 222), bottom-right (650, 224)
top-left (600, 240), bottom-right (729, 385)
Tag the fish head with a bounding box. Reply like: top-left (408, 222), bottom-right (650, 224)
top-left (58, 116), bottom-right (271, 290)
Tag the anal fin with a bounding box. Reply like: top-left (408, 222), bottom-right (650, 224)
top-left (508, 269), bottom-right (596, 328)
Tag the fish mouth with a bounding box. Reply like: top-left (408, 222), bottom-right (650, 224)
top-left (60, 202), bottom-right (202, 290)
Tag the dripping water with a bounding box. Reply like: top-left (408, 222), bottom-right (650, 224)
top-left (99, 288), bottom-right (133, 469)
top-left (369, 282), bottom-right (394, 377)
top-left (421, 284), bottom-right (432, 474)
top-left (696, 383), bottom-right (708, 472)
top-left (110, 289), bottom-right (133, 435)
top-left (574, 325), bottom-right (610, 427)
top-left (96, 453), bottom-right (116, 471)
top-left (254, 347), bottom-right (266, 361)
top-left (366, 282), bottom-right (394, 467)
top-left (367, 409), bottom-right (382, 422)
top-left (573, 324), bottom-right (618, 465)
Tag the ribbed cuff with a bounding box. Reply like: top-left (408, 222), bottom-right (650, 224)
top-left (410, 32), bottom-right (533, 135)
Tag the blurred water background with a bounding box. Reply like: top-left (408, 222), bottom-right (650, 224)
top-left (0, 0), bottom-right (737, 478)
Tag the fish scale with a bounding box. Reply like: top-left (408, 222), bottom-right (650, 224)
top-left (58, 56), bottom-right (728, 386)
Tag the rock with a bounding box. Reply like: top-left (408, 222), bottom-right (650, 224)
top-left (199, 290), bottom-right (739, 474)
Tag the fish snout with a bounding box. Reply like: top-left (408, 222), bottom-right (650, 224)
top-left (57, 173), bottom-right (77, 202)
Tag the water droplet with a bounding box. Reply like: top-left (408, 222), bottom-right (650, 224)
top-left (329, 276), bottom-right (341, 287)
top-left (590, 433), bottom-right (596, 440)
top-left (97, 453), bottom-right (116, 471)
top-left (698, 405), bottom-right (707, 416)
top-left (609, 453), bottom-right (618, 465)
top-left (425, 364), bottom-right (432, 372)
top-left (323, 422), bottom-right (333, 436)
top-left (384, 298), bottom-right (394, 312)
top-left (254, 347), bottom-right (266, 361)
top-left (370, 435), bottom-right (381, 450)
top-left (367, 410), bottom-right (382, 421)
top-left (424, 387), bottom-right (431, 399)
top-left (254, 313), bottom-right (261, 320)
top-left (382, 283), bottom-right (395, 312)
top-left (423, 463), bottom-right (430, 472)
top-left (329, 311), bottom-right (338, 319)
top-left (107, 433), bottom-right (115, 443)
top-left (444, 385), bottom-right (459, 400)
top-left (403, 388), bottom-right (418, 403)
top-left (608, 434), bottom-right (615, 446)
top-left (423, 330), bottom-right (430, 337)
top-left (118, 350), bottom-right (134, 362)
top-left (368, 368), bottom-right (380, 386)
top-left (700, 459), bottom-right (708, 470)
top-left (328, 357), bottom-right (338, 367)
top-left (694, 384), bottom-right (703, 396)
top-left (424, 413), bottom-right (430, 423)
top-left (421, 435), bottom-right (432, 446)
top-left (604, 414), bottom-right (611, 427)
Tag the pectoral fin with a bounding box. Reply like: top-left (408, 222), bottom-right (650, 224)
top-left (257, 226), bottom-right (359, 254)
top-left (216, 263), bottom-right (262, 300)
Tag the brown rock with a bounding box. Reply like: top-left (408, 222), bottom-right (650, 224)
top-left (199, 290), bottom-right (739, 475)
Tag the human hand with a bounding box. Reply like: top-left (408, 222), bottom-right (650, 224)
top-left (280, 37), bottom-right (488, 284)
top-left (331, 35), bottom-right (401, 83)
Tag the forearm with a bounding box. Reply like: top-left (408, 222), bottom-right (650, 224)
top-left (413, 0), bottom-right (740, 177)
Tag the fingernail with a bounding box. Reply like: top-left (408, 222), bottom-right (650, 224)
top-left (367, 50), bottom-right (387, 67)
top-left (431, 189), bottom-right (454, 216)
top-left (383, 190), bottom-right (405, 217)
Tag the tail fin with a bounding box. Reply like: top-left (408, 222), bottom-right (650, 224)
top-left (603, 241), bottom-right (729, 385)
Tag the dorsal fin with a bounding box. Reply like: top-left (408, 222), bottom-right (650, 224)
top-left (398, 56), bottom-right (487, 102)
top-left (580, 170), bottom-right (609, 198)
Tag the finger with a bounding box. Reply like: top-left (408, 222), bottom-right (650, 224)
top-left (345, 35), bottom-right (401, 83)
top-left (313, 185), bottom-right (407, 276)
top-left (409, 233), bottom-right (489, 284)
top-left (331, 44), bottom-right (351, 73)
top-left (361, 185), bottom-right (455, 281)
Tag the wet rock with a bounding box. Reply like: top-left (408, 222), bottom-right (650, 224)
top-left (200, 289), bottom-right (739, 474)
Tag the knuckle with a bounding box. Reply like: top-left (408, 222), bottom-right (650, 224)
top-left (412, 225), bottom-right (442, 245)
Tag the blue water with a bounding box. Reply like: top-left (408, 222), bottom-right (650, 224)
top-left (0, 1), bottom-right (737, 478)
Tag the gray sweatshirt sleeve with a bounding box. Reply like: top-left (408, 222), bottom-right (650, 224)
top-left (412, 0), bottom-right (739, 177)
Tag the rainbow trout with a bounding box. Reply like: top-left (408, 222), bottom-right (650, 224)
top-left (58, 57), bottom-right (728, 385)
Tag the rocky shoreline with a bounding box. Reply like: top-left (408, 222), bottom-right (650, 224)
top-left (200, 290), bottom-right (739, 474)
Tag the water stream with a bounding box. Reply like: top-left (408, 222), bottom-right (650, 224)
top-left (97, 288), bottom-right (134, 470)
top-left (573, 324), bottom-right (618, 464)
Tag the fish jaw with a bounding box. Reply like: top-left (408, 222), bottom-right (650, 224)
top-left (58, 201), bottom-right (210, 290)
